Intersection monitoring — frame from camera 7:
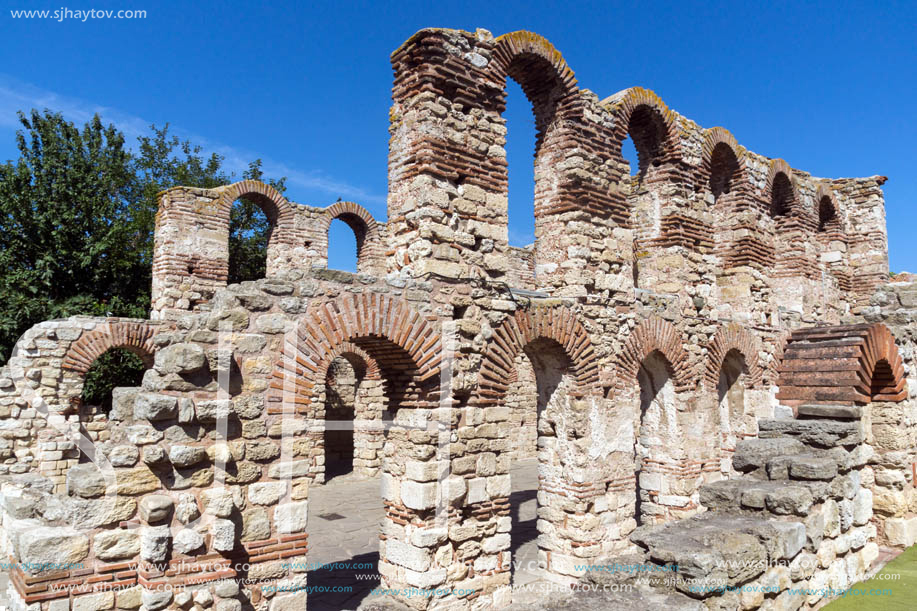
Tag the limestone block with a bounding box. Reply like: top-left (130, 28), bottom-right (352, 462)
top-left (885, 516), bottom-right (917, 547)
top-left (401, 481), bottom-right (437, 510)
top-left (110, 387), bottom-right (139, 421)
top-left (169, 445), bottom-right (207, 468)
top-left (66, 463), bottom-right (106, 498)
top-left (139, 495), bottom-right (174, 523)
top-left (274, 501), bottom-right (308, 534)
top-left (72, 592), bottom-right (115, 611)
top-left (202, 488), bottom-right (234, 517)
top-left (385, 539), bottom-right (430, 572)
top-left (140, 525), bottom-right (171, 563)
top-left (17, 527), bottom-right (89, 574)
top-left (173, 527), bottom-right (204, 554)
top-left (108, 445), bottom-right (139, 467)
top-left (93, 529), bottom-right (139, 561)
top-left (154, 343), bottom-right (207, 374)
top-left (249, 482), bottom-right (287, 506)
top-left (242, 507), bottom-right (272, 541)
top-left (211, 518), bottom-right (235, 551)
top-left (141, 589), bottom-right (172, 611)
top-left (133, 393), bottom-right (178, 421)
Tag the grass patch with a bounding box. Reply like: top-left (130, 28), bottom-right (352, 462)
top-left (823, 544), bottom-right (917, 609)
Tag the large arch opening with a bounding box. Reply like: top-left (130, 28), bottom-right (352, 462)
top-left (78, 347), bottom-right (150, 461)
top-left (505, 78), bottom-right (537, 248)
top-left (635, 350), bottom-right (678, 526)
top-left (509, 337), bottom-right (576, 596)
top-left (327, 218), bottom-right (359, 273)
top-left (227, 195), bottom-right (271, 284)
top-left (298, 317), bottom-right (439, 610)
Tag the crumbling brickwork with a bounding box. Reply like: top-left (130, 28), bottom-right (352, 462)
top-left (0, 27), bottom-right (912, 611)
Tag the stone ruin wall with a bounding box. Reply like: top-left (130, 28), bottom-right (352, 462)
top-left (0, 26), bottom-right (911, 611)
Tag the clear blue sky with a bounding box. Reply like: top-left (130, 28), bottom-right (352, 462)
top-left (2, 0), bottom-right (915, 272)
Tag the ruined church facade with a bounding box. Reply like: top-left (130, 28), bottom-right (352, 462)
top-left (0, 27), bottom-right (915, 611)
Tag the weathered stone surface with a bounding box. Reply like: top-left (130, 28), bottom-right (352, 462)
top-left (17, 527), bottom-right (89, 574)
top-left (67, 463), bottom-right (107, 498)
top-left (133, 392), bottom-right (178, 421)
top-left (788, 456), bottom-right (838, 481)
top-left (241, 507), bottom-right (272, 541)
top-left (169, 444), bottom-right (207, 467)
top-left (141, 588), bottom-right (173, 611)
top-left (108, 444), bottom-right (140, 467)
top-left (154, 342), bottom-right (207, 374)
top-left (72, 592), bottom-right (115, 611)
top-left (202, 488), bottom-right (235, 517)
top-left (139, 494), bottom-right (174, 523)
top-left (93, 529), bottom-right (140, 561)
top-left (175, 493), bottom-right (201, 524)
top-left (757, 419), bottom-right (863, 447)
top-left (733, 437), bottom-right (806, 472)
top-left (140, 525), bottom-right (171, 563)
top-left (114, 466), bottom-right (160, 495)
top-left (274, 500), bottom-right (308, 534)
top-left (249, 481), bottom-right (286, 505)
top-left (211, 518), bottom-right (235, 551)
top-left (173, 527), bottom-right (205, 554)
top-left (67, 497), bottom-right (138, 528)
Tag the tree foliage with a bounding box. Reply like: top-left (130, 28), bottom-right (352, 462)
top-left (0, 109), bottom-right (284, 407)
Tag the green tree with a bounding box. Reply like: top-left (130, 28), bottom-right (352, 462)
top-left (0, 110), bottom-right (284, 408)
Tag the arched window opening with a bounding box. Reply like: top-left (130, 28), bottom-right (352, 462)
top-left (228, 196), bottom-right (271, 284)
top-left (635, 351), bottom-right (676, 526)
top-left (818, 196), bottom-right (838, 232)
top-left (505, 78), bottom-right (537, 247)
top-left (79, 347), bottom-right (150, 462)
top-left (327, 217), bottom-right (360, 273)
top-left (716, 350), bottom-right (747, 451)
top-left (627, 105), bottom-right (666, 179)
top-left (709, 143), bottom-right (740, 201)
top-left (323, 356), bottom-right (359, 481)
top-left (622, 135), bottom-right (640, 177)
top-left (770, 173), bottom-right (794, 219)
top-left (509, 338), bottom-right (574, 591)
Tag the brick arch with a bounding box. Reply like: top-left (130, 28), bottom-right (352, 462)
top-left (61, 320), bottom-right (158, 375)
top-left (601, 87), bottom-right (682, 170)
top-left (216, 179), bottom-right (297, 245)
top-left (475, 305), bottom-right (600, 405)
top-left (269, 294), bottom-right (441, 411)
top-left (766, 160), bottom-right (801, 218)
top-left (616, 317), bottom-right (692, 392)
top-left (701, 127), bottom-right (746, 197)
top-left (318, 201), bottom-right (383, 273)
top-left (491, 31), bottom-right (578, 145)
top-left (775, 323), bottom-right (907, 406)
top-left (815, 184), bottom-right (843, 234)
top-left (320, 341), bottom-right (382, 382)
top-left (702, 324), bottom-right (763, 389)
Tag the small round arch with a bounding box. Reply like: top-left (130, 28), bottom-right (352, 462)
top-left (475, 305), bottom-right (600, 405)
top-left (319, 201), bottom-right (382, 273)
top-left (601, 87), bottom-right (682, 175)
top-left (216, 180), bottom-right (296, 242)
top-left (616, 317), bottom-right (693, 392)
top-left (815, 184), bottom-right (842, 233)
top-left (701, 127), bottom-right (745, 197)
top-left (62, 320), bottom-right (158, 375)
top-left (766, 160), bottom-right (799, 218)
top-left (703, 324), bottom-right (763, 389)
